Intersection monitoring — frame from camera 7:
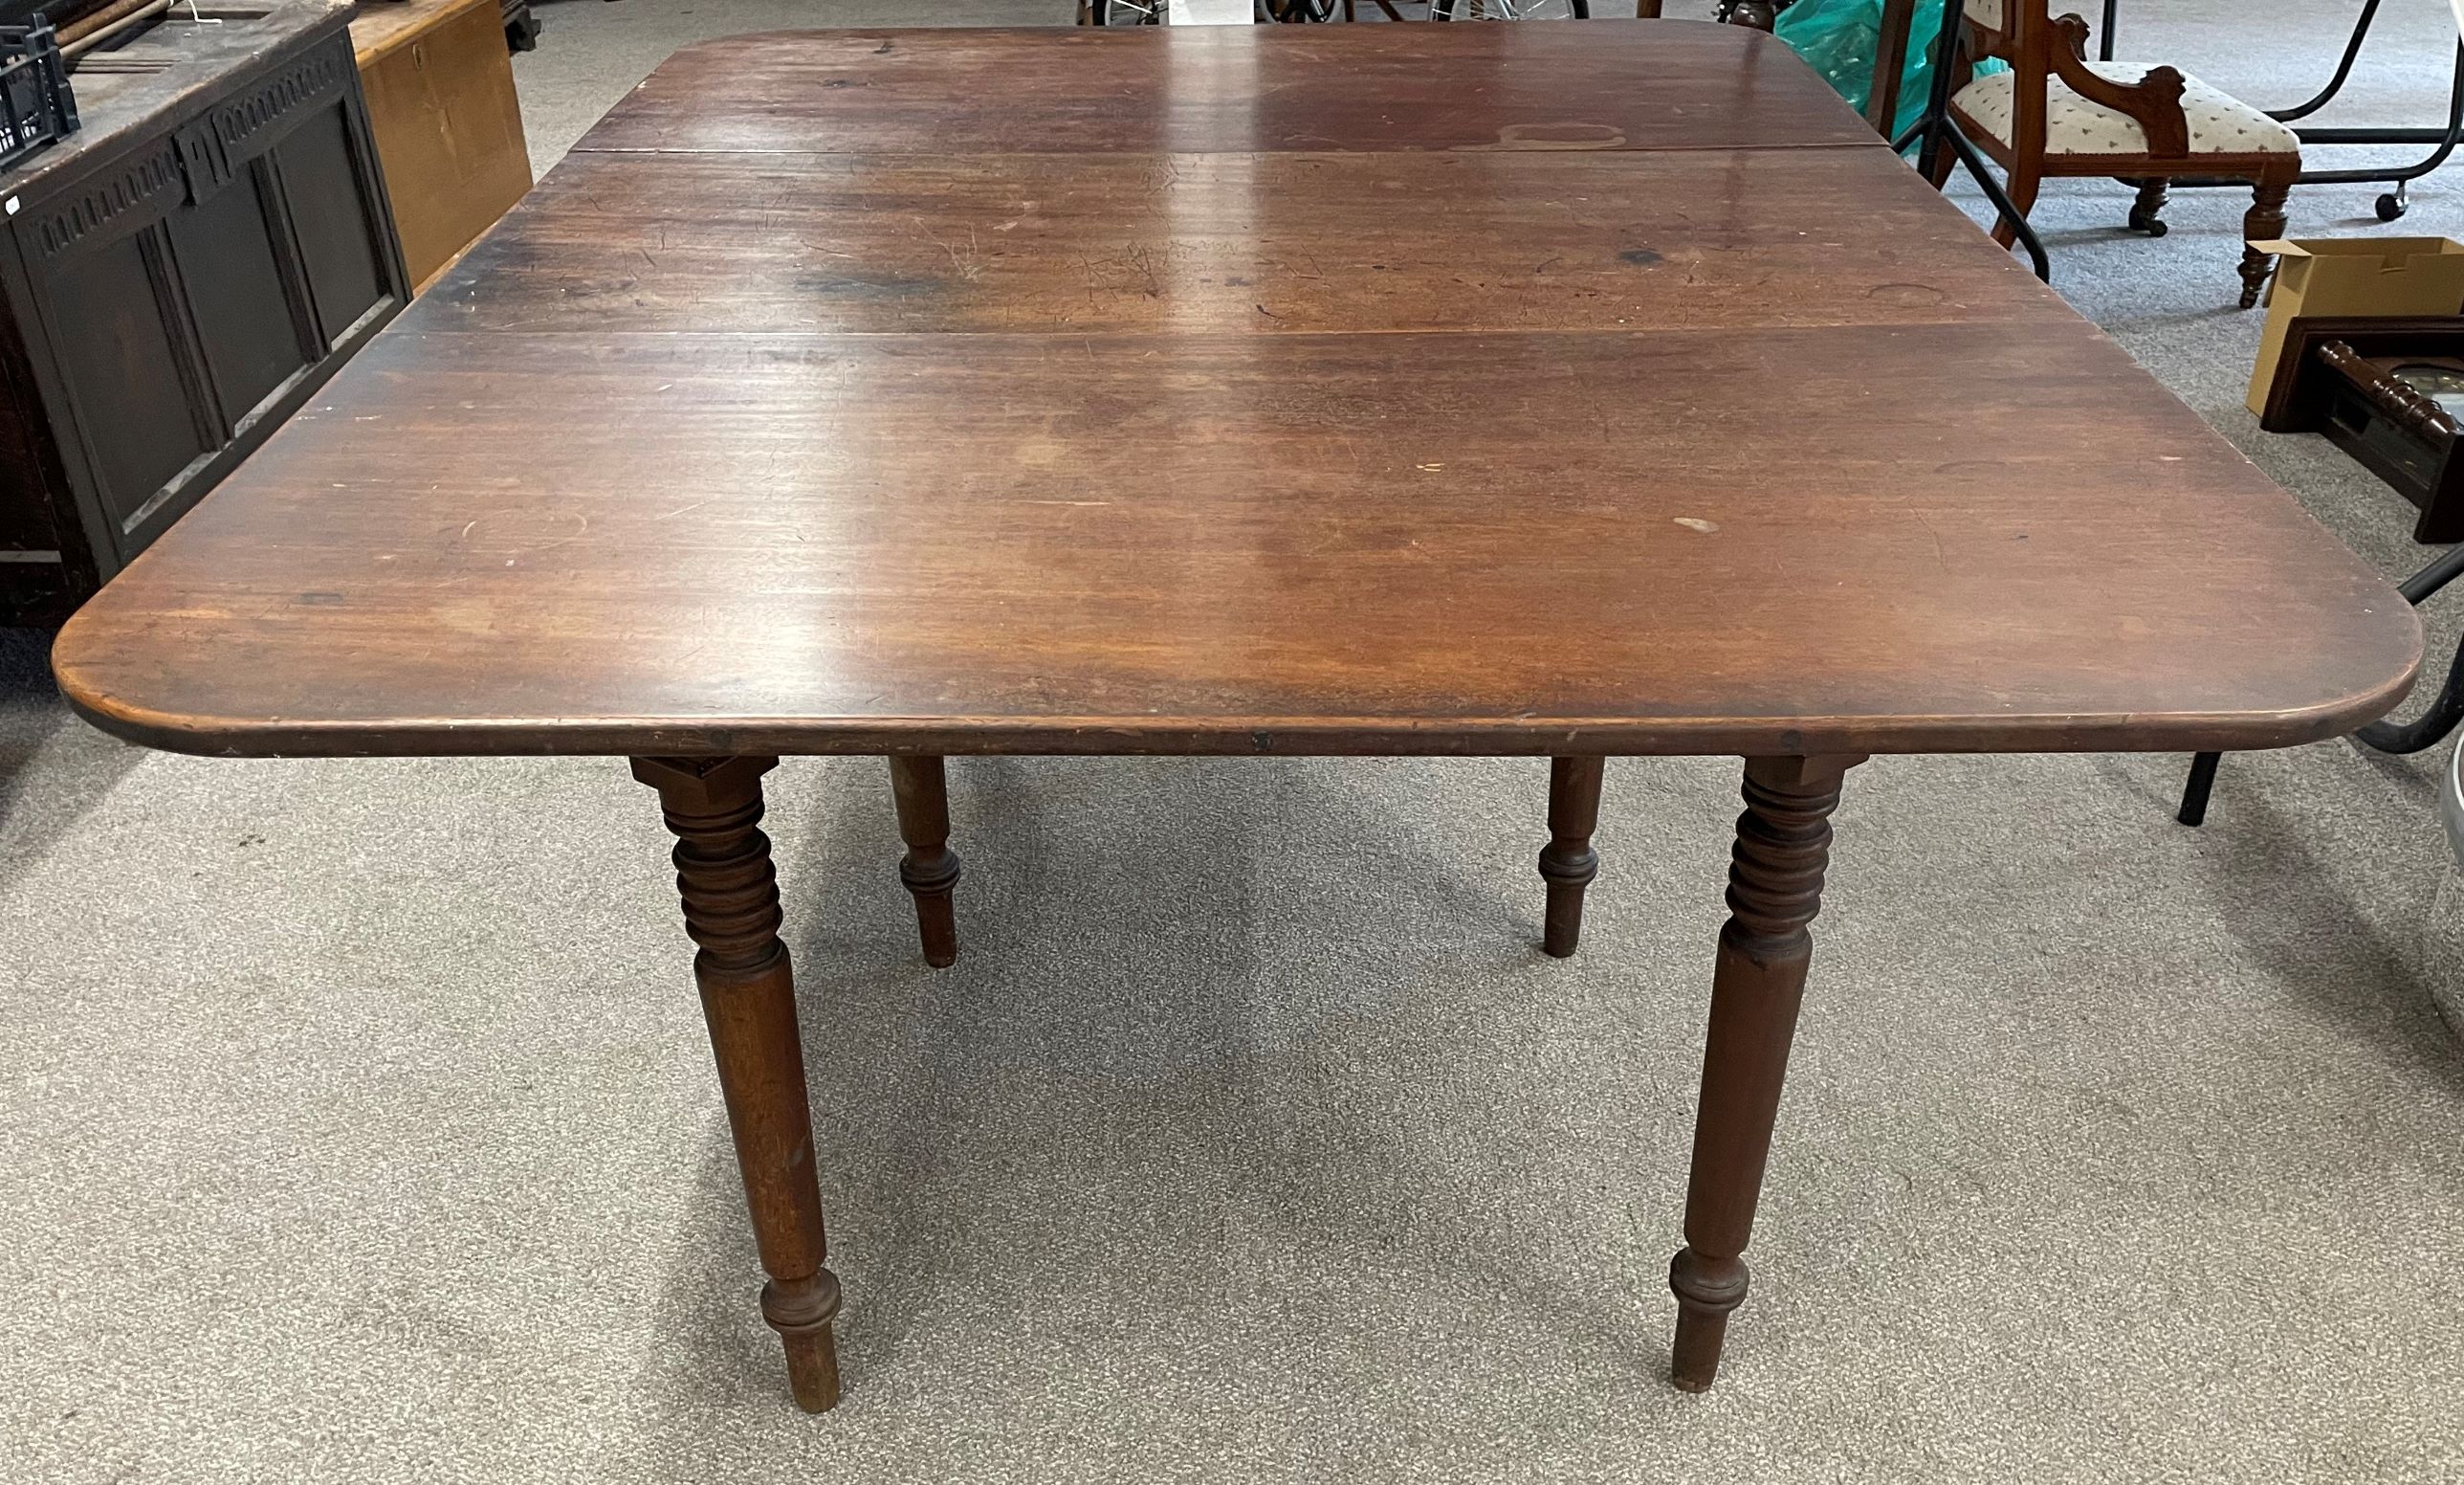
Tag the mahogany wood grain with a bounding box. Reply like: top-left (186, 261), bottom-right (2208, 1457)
top-left (410, 144), bottom-right (2066, 339)
top-left (54, 319), bottom-right (2417, 759)
top-left (575, 23), bottom-right (1879, 158)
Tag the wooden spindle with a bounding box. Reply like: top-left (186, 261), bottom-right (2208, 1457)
top-left (1668, 753), bottom-right (1860, 1390)
top-left (633, 755), bottom-right (844, 1411)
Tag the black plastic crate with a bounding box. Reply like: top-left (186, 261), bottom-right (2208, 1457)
top-left (0, 20), bottom-right (77, 175)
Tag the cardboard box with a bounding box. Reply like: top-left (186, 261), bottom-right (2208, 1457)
top-left (353, 0), bottom-right (535, 293)
top-left (2248, 237), bottom-right (2464, 416)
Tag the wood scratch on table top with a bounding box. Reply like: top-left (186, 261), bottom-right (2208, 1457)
top-left (1914, 511), bottom-right (1948, 571)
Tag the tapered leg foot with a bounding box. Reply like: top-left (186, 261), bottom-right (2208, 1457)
top-left (1668, 1247), bottom-right (1749, 1390)
top-left (889, 756), bottom-right (961, 968)
top-left (1539, 756), bottom-right (1606, 958)
top-left (765, 1272), bottom-right (845, 1411)
top-left (633, 755), bottom-right (845, 1413)
top-left (1667, 753), bottom-right (1860, 1392)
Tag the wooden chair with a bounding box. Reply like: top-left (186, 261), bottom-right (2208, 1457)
top-left (1942, 0), bottom-right (2299, 306)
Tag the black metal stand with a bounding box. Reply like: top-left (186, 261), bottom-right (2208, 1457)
top-left (2178, 542), bottom-right (2464, 826)
top-left (2359, 633), bottom-right (2464, 753)
top-left (1893, 0), bottom-right (2053, 281)
top-left (2113, 0), bottom-right (2464, 219)
top-left (2176, 749), bottom-right (2221, 827)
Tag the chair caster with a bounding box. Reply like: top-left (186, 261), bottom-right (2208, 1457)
top-left (2378, 188), bottom-right (2409, 222)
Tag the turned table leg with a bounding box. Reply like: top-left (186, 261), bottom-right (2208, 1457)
top-left (888, 756), bottom-right (961, 968)
top-left (632, 756), bottom-right (844, 1413)
top-left (1539, 756), bottom-right (1606, 958)
top-left (1667, 753), bottom-right (1861, 1391)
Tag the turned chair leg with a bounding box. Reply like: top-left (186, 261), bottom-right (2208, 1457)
top-left (1539, 756), bottom-right (1606, 958)
top-left (2239, 175), bottom-right (2293, 310)
top-left (632, 756), bottom-right (844, 1412)
top-left (888, 756), bottom-right (961, 968)
top-left (2128, 177), bottom-right (2170, 236)
top-left (1668, 753), bottom-right (1862, 1391)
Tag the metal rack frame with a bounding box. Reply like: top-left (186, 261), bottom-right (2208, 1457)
top-left (2110, 0), bottom-right (2464, 219)
top-left (1891, 0), bottom-right (2053, 279)
top-left (2178, 543), bottom-right (2464, 825)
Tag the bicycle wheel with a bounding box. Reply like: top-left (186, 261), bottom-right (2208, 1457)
top-left (1081, 0), bottom-right (1168, 23)
top-left (1429, 0), bottom-right (1589, 16)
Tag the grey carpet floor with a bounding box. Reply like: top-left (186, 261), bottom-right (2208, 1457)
top-left (6, 3), bottom-right (2464, 1481)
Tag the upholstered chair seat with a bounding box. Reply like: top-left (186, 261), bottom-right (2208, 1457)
top-left (1951, 60), bottom-right (2299, 158)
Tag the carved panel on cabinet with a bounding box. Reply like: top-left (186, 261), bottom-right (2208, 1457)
top-left (31, 143), bottom-right (185, 259)
top-left (0, 5), bottom-right (408, 616)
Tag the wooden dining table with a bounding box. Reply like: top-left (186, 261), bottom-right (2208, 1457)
top-left (49, 19), bottom-right (2422, 1413)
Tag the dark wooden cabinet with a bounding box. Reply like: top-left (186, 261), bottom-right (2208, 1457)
top-left (503, 0), bottom-right (540, 52)
top-left (0, 0), bottom-right (407, 618)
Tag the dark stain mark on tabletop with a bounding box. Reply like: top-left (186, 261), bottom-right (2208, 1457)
top-left (797, 271), bottom-right (941, 300)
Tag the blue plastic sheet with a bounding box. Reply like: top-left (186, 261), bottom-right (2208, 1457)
top-left (1772, 0), bottom-right (2003, 142)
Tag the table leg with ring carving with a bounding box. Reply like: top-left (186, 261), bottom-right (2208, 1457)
top-left (889, 755), bottom-right (962, 968)
top-left (1540, 756), bottom-right (1606, 958)
top-left (633, 755), bottom-right (845, 1413)
top-left (1668, 753), bottom-right (1860, 1390)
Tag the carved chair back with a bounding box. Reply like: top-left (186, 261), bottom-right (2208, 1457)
top-left (1957, 0), bottom-right (2192, 165)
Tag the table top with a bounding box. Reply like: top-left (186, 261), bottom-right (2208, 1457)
top-left (51, 21), bottom-right (2421, 760)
